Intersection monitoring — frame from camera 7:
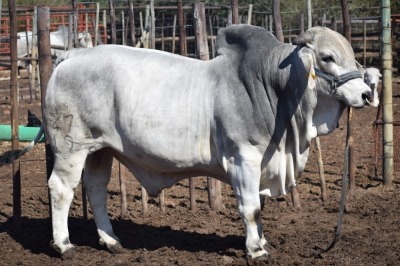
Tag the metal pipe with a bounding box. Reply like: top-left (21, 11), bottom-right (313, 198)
top-left (0, 125), bottom-right (44, 142)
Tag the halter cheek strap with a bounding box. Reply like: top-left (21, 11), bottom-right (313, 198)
top-left (313, 67), bottom-right (363, 88)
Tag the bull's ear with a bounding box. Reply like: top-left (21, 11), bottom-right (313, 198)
top-left (292, 31), bottom-right (313, 45)
top-left (355, 61), bottom-right (365, 78)
top-left (297, 46), bottom-right (314, 72)
top-left (297, 48), bottom-right (317, 89)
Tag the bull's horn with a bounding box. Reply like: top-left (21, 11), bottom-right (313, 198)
top-left (292, 31), bottom-right (313, 45)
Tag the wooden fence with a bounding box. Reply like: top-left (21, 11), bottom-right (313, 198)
top-left (1, 5), bottom-right (398, 66)
top-left (3, 2), bottom-right (399, 225)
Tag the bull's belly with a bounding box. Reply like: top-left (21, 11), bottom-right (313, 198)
top-left (107, 130), bottom-right (227, 196)
top-left (113, 142), bottom-right (218, 176)
top-left (103, 117), bottom-right (226, 181)
top-left (112, 148), bottom-right (227, 196)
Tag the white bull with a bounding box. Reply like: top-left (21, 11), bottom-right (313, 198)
top-left (363, 67), bottom-right (381, 107)
top-left (0, 25), bottom-right (373, 261)
top-left (17, 26), bottom-right (93, 68)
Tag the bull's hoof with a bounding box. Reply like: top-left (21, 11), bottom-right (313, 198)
top-left (264, 243), bottom-right (276, 253)
top-left (107, 242), bottom-right (127, 254)
top-left (50, 240), bottom-right (76, 259)
top-left (245, 252), bottom-right (269, 266)
top-left (61, 247), bottom-right (76, 260)
top-left (99, 239), bottom-right (126, 254)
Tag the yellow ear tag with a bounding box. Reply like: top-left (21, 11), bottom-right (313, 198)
top-left (307, 61), bottom-right (316, 90)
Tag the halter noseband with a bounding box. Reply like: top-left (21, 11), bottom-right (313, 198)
top-left (313, 67), bottom-right (363, 88)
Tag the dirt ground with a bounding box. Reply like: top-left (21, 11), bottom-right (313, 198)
top-left (0, 70), bottom-right (399, 266)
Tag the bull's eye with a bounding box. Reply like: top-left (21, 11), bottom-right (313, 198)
top-left (322, 55), bottom-right (335, 64)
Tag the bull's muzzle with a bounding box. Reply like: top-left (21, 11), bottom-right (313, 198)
top-left (363, 90), bottom-right (374, 106)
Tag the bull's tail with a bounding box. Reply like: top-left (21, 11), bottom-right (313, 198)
top-left (0, 124), bottom-right (45, 166)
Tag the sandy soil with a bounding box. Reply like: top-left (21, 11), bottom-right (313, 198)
top-left (0, 70), bottom-right (399, 265)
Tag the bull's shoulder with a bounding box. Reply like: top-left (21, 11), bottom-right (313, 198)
top-left (215, 24), bottom-right (281, 57)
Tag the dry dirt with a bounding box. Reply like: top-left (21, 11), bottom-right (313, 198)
top-left (0, 71), bottom-right (399, 265)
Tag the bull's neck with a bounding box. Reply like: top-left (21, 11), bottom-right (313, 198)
top-left (264, 44), bottom-right (316, 148)
top-left (265, 44), bottom-right (318, 176)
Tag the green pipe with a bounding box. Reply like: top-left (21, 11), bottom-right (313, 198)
top-left (0, 125), bottom-right (44, 142)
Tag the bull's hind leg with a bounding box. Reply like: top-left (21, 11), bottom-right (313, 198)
top-left (48, 150), bottom-right (88, 257)
top-left (83, 149), bottom-right (125, 254)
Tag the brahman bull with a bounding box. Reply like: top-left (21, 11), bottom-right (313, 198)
top-left (363, 67), bottom-right (381, 107)
top-left (0, 25), bottom-right (373, 260)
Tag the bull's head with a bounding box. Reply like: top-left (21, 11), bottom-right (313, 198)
top-left (363, 67), bottom-right (381, 107)
top-left (292, 27), bottom-right (373, 108)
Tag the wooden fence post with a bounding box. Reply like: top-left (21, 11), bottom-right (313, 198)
top-left (81, 170), bottom-right (88, 219)
top-left (269, 14), bottom-right (273, 32)
top-left (24, 20), bottom-right (33, 103)
top-left (363, 20), bottom-right (366, 67)
top-left (307, 0), bottom-right (312, 28)
top-left (341, 0), bottom-right (356, 194)
top-left (94, 3), bottom-right (99, 46)
top-left (0, 1), bottom-right (2, 49)
top-left (273, 0), bottom-right (284, 42)
top-left (141, 186), bottom-right (148, 215)
top-left (72, 0), bottom-right (79, 48)
top-left (121, 11), bottom-right (125, 45)
top-left (103, 10), bottom-right (107, 44)
top-left (247, 4), bottom-right (253, 25)
top-left (194, 1), bottom-right (222, 211)
top-left (177, 0), bottom-right (194, 211)
top-left (172, 15), bottom-right (177, 53)
top-left (208, 15), bottom-right (215, 58)
top-left (128, 0), bottom-right (136, 46)
top-left (68, 15), bottom-right (73, 49)
top-left (150, 0), bottom-right (155, 50)
top-left (331, 16), bottom-right (337, 32)
top-left (9, 0), bottom-right (21, 230)
top-left (31, 6), bottom-right (39, 99)
top-left (231, 0), bottom-right (238, 25)
top-left (299, 13), bottom-right (304, 34)
top-left (109, 0), bottom-right (117, 44)
top-left (177, 0), bottom-right (186, 56)
top-left (315, 137), bottom-right (327, 201)
top-left (194, 2), bottom-right (209, 61)
top-left (37, 5), bottom-right (54, 223)
top-left (119, 163), bottom-right (127, 218)
top-left (381, 0), bottom-right (393, 186)
top-left (161, 13), bottom-right (165, 51)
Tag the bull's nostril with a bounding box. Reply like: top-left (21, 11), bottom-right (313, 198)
top-left (362, 91), bottom-right (373, 102)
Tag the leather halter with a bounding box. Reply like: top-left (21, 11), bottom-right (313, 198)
top-left (313, 67), bottom-right (363, 88)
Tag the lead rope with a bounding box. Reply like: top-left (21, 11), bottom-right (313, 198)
top-left (314, 142), bottom-right (349, 257)
top-left (313, 101), bottom-right (351, 258)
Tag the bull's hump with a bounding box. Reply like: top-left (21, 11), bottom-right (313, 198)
top-left (216, 25), bottom-right (280, 57)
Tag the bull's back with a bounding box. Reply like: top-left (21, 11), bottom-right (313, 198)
top-left (46, 45), bottom-right (217, 173)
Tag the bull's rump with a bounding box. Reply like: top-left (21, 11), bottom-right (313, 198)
top-left (45, 45), bottom-right (217, 173)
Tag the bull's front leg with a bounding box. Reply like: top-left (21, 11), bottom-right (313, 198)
top-left (228, 148), bottom-right (268, 260)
